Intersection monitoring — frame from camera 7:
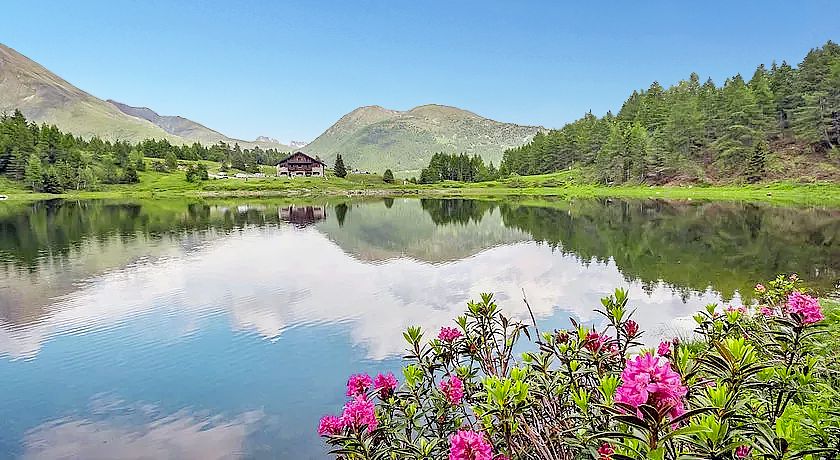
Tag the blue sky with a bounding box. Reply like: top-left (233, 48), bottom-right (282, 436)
top-left (2, 1), bottom-right (836, 142)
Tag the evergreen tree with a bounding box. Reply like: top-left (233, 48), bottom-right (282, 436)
top-left (382, 168), bottom-right (394, 183)
top-left (334, 154), bottom-right (347, 178)
top-left (24, 153), bottom-right (43, 191)
top-left (164, 151), bottom-right (178, 171)
top-left (746, 141), bottom-right (768, 183)
top-left (122, 163), bottom-right (139, 184)
top-left (41, 166), bottom-right (62, 194)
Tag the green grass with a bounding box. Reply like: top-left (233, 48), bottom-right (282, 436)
top-left (2, 162), bottom-right (840, 205)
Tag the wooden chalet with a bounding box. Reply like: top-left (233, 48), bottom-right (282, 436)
top-left (276, 152), bottom-right (326, 177)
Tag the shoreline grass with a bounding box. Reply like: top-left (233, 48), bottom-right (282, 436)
top-left (2, 169), bottom-right (840, 206)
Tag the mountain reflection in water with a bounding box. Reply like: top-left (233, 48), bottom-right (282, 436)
top-left (0, 197), bottom-right (837, 459)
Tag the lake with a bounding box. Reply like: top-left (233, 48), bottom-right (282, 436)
top-left (0, 197), bottom-right (838, 459)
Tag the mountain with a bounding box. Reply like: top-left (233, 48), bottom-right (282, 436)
top-left (303, 104), bottom-right (543, 173)
top-left (0, 43), bottom-right (288, 149)
top-left (0, 43), bottom-right (180, 143)
top-left (106, 100), bottom-right (291, 150)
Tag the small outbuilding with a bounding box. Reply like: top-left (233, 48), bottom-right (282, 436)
top-left (276, 152), bottom-right (326, 178)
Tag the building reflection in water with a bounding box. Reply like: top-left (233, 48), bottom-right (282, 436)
top-left (279, 205), bottom-right (327, 228)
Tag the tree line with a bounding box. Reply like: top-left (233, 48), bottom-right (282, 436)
top-left (499, 41), bottom-right (840, 184)
top-left (0, 110), bottom-right (294, 192)
top-left (418, 152), bottom-right (499, 183)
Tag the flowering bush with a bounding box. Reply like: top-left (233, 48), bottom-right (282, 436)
top-left (319, 276), bottom-right (840, 459)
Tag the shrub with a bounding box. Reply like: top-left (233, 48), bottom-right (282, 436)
top-left (185, 163), bottom-right (209, 182)
top-left (319, 275), bottom-right (840, 459)
top-left (152, 160), bottom-right (169, 173)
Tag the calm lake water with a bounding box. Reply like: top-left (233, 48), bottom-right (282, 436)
top-left (0, 197), bottom-right (838, 459)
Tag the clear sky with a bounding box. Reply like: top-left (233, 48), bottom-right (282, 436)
top-left (1, 1), bottom-right (836, 143)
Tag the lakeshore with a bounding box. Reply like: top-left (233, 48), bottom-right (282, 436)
top-left (3, 171), bottom-right (840, 206)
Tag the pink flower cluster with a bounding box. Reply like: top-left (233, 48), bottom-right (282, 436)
top-left (597, 443), bottom-right (615, 460)
top-left (656, 341), bottom-right (671, 357)
top-left (317, 415), bottom-right (342, 436)
top-left (735, 445), bottom-right (751, 458)
top-left (585, 331), bottom-right (619, 355)
top-left (759, 305), bottom-right (775, 317)
top-left (340, 395), bottom-right (378, 431)
top-left (624, 320), bottom-right (639, 337)
top-left (584, 331), bottom-right (605, 352)
top-left (439, 326), bottom-right (463, 342)
top-left (785, 292), bottom-right (824, 324)
top-left (346, 373), bottom-right (372, 397)
top-left (449, 430), bottom-right (493, 460)
top-left (725, 305), bottom-right (747, 314)
top-left (614, 353), bottom-right (687, 420)
top-left (374, 372), bottom-right (398, 398)
top-left (317, 393), bottom-right (380, 436)
top-left (439, 375), bottom-right (464, 405)
top-left (320, 372), bottom-right (397, 437)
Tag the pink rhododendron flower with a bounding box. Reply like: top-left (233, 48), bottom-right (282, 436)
top-left (438, 326), bottom-right (463, 342)
top-left (624, 320), bottom-right (639, 337)
top-left (755, 283), bottom-right (766, 293)
top-left (597, 443), bottom-right (615, 460)
top-left (735, 445), bottom-right (751, 458)
top-left (785, 292), bottom-right (824, 324)
top-left (759, 305), bottom-right (775, 317)
top-left (584, 331), bottom-right (607, 353)
top-left (614, 353), bottom-right (687, 420)
top-left (725, 305), bottom-right (747, 314)
top-left (449, 430), bottom-right (493, 460)
top-left (374, 372), bottom-right (398, 398)
top-left (317, 415), bottom-right (343, 437)
top-left (439, 375), bottom-right (464, 405)
top-left (657, 341), bottom-right (671, 357)
top-left (340, 395), bottom-right (378, 431)
top-left (346, 373), bottom-right (373, 397)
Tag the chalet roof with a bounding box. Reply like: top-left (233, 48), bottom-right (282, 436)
top-left (277, 151), bottom-right (326, 166)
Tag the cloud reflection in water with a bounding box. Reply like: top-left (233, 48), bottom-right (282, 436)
top-left (1, 225), bottom-right (722, 360)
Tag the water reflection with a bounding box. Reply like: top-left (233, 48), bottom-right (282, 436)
top-left (0, 197), bottom-right (837, 458)
top-left (279, 204), bottom-right (328, 228)
top-left (23, 399), bottom-right (263, 460)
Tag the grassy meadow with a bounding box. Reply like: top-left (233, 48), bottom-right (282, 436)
top-left (3, 160), bottom-right (840, 206)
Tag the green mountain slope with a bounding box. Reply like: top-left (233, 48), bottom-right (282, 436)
top-left (0, 43), bottom-right (289, 150)
top-left (304, 104), bottom-right (543, 173)
top-left (0, 44), bottom-right (181, 143)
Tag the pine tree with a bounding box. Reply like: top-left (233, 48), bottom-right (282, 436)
top-left (382, 168), bottom-right (394, 183)
top-left (746, 141), bottom-right (768, 183)
top-left (24, 153), bottom-right (43, 191)
top-left (334, 154), bottom-right (347, 178)
top-left (164, 151), bottom-right (178, 171)
top-left (41, 166), bottom-right (62, 194)
top-left (122, 163), bottom-right (139, 184)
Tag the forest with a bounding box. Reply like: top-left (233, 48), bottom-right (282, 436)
top-left (499, 41), bottom-right (840, 184)
top-left (0, 110), bottom-right (293, 192)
